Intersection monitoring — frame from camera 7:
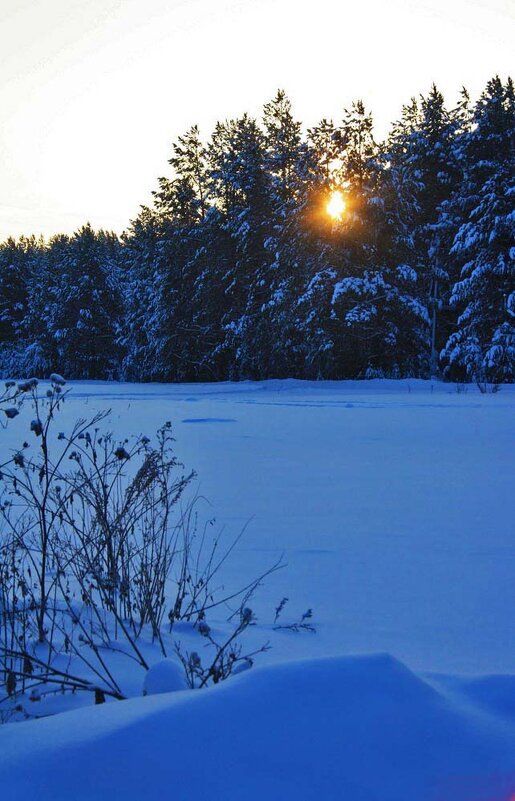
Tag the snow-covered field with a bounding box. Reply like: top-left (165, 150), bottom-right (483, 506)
top-left (1, 378), bottom-right (514, 799)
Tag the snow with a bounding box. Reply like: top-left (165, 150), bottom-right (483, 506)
top-left (143, 659), bottom-right (188, 696)
top-left (1, 653), bottom-right (515, 800)
top-left (43, 376), bottom-right (512, 673)
top-left (3, 377), bottom-right (514, 674)
top-left (1, 378), bottom-right (514, 798)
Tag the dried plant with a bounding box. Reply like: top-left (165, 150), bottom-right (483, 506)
top-left (0, 376), bottom-right (283, 720)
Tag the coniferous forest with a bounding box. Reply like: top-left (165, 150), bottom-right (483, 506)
top-left (1, 76), bottom-right (513, 383)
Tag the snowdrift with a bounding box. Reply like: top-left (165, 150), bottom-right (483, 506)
top-left (1, 653), bottom-right (514, 801)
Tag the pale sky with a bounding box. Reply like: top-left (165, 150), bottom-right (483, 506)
top-left (0, 0), bottom-right (513, 240)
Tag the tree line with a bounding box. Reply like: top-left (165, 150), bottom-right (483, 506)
top-left (0, 76), bottom-right (513, 383)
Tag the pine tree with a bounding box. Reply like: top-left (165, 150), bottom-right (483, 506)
top-left (386, 86), bottom-right (462, 374)
top-left (0, 236), bottom-right (46, 376)
top-left (442, 76), bottom-right (515, 382)
top-left (329, 155), bottom-right (429, 377)
top-left (22, 233), bottom-right (70, 376)
top-left (1, 80), bottom-right (512, 385)
top-left (153, 126), bottom-right (209, 226)
top-left (318, 101), bottom-right (427, 377)
top-left (307, 118), bottom-right (344, 188)
top-left (210, 114), bottom-right (275, 375)
top-left (341, 101), bottom-right (376, 192)
top-left (263, 90), bottom-right (304, 212)
top-left (44, 225), bottom-right (123, 379)
top-left (119, 209), bottom-right (163, 380)
top-left (0, 237), bottom-right (34, 343)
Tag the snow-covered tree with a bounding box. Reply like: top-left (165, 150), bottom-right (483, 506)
top-left (442, 77), bottom-right (515, 382)
top-left (153, 126), bottom-right (209, 226)
top-left (386, 86), bottom-right (462, 374)
top-left (44, 225), bottom-right (123, 378)
top-left (0, 237), bottom-right (35, 344)
top-left (1, 78), bottom-right (513, 384)
top-left (263, 90), bottom-right (304, 211)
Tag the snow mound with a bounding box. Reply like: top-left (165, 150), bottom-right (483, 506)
top-left (437, 672), bottom-right (515, 724)
top-left (460, 674), bottom-right (515, 723)
top-left (143, 658), bottom-right (188, 696)
top-left (1, 653), bottom-right (514, 801)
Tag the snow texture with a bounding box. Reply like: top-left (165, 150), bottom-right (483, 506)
top-left (1, 654), bottom-right (515, 801)
top-left (143, 659), bottom-right (189, 696)
top-left (0, 378), bottom-right (513, 799)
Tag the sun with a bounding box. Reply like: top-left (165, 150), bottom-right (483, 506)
top-left (326, 190), bottom-right (346, 221)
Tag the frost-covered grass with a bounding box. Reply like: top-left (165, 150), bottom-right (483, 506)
top-left (1, 378), bottom-right (514, 799)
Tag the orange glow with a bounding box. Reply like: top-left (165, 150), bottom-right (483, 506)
top-left (326, 189), bottom-right (346, 221)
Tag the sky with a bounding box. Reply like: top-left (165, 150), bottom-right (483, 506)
top-left (0, 0), bottom-right (513, 240)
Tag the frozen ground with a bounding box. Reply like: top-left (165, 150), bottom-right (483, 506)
top-left (1, 378), bottom-right (514, 799)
